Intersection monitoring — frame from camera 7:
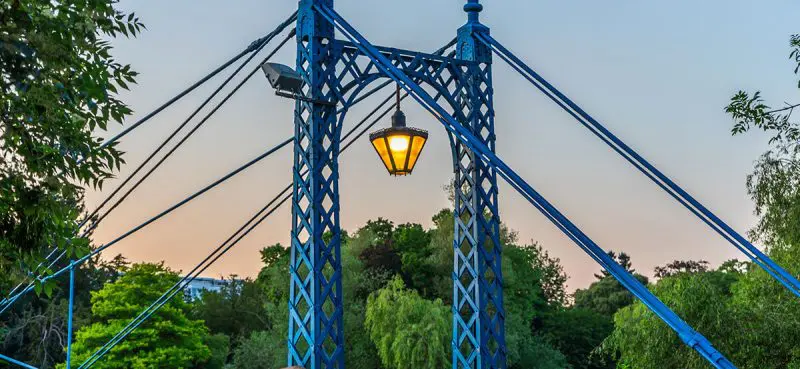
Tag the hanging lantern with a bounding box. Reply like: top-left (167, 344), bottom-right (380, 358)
top-left (369, 85), bottom-right (429, 176)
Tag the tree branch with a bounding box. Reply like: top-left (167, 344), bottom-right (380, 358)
top-left (767, 102), bottom-right (800, 114)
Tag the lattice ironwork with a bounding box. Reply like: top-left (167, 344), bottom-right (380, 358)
top-left (452, 15), bottom-right (505, 369)
top-left (289, 2), bottom-right (504, 369)
top-left (289, 1), bottom-right (345, 368)
top-left (327, 17), bottom-right (503, 369)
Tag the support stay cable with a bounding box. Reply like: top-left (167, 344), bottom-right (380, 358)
top-left (315, 5), bottom-right (737, 368)
top-left (79, 84), bottom-right (412, 369)
top-left (92, 12), bottom-right (298, 154)
top-left (0, 138), bottom-right (293, 313)
top-left (0, 12), bottom-right (299, 310)
top-left (475, 33), bottom-right (800, 299)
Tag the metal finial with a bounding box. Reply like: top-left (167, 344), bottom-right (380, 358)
top-left (464, 0), bottom-right (483, 22)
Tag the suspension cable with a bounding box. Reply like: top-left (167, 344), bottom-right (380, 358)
top-left (0, 138), bottom-right (292, 314)
top-left (0, 13), bottom-right (299, 308)
top-left (0, 25), bottom-right (298, 314)
top-left (77, 47), bottom-right (458, 364)
top-left (84, 31), bottom-right (296, 235)
top-left (85, 28), bottom-right (296, 229)
top-left (316, 6), bottom-right (737, 368)
top-left (92, 11), bottom-right (298, 154)
top-left (79, 83), bottom-right (416, 368)
top-left (475, 32), bottom-right (800, 299)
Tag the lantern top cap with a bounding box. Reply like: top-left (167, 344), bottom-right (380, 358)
top-left (368, 126), bottom-right (428, 141)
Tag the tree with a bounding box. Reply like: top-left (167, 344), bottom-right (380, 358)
top-left (574, 252), bottom-right (648, 317)
top-left (726, 34), bottom-right (800, 246)
top-left (0, 0), bottom-right (143, 277)
top-left (503, 244), bottom-right (570, 369)
top-left (364, 277), bottom-right (450, 369)
top-left (594, 251), bottom-right (635, 279)
top-left (392, 223), bottom-right (435, 295)
top-left (192, 277), bottom-right (269, 344)
top-left (61, 263), bottom-right (211, 369)
top-left (204, 333), bottom-right (230, 369)
top-left (361, 218), bottom-right (394, 244)
top-left (0, 255), bottom-right (127, 368)
top-left (231, 331), bottom-right (285, 369)
top-left (654, 260), bottom-right (710, 279)
top-left (603, 269), bottom-right (745, 369)
top-left (540, 308), bottom-right (614, 369)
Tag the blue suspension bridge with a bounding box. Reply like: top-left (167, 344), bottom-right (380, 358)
top-left (2, 1), bottom-right (799, 369)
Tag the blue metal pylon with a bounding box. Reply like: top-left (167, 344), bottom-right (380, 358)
top-left (286, 1), bottom-right (508, 368)
top-left (452, 2), bottom-right (506, 368)
top-left (288, 1), bottom-right (345, 368)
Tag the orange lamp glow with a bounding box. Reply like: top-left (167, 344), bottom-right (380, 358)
top-left (369, 85), bottom-right (428, 176)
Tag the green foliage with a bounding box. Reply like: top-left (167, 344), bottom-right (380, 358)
top-left (541, 308), bottom-right (614, 369)
top-left (0, 0), bottom-right (142, 276)
top-left (233, 207), bottom-right (573, 369)
top-left (514, 335), bottom-right (571, 369)
top-left (654, 260), bottom-right (710, 279)
top-left (240, 245), bottom-right (291, 369)
top-left (361, 218), bottom-right (395, 243)
top-left (727, 91), bottom-right (799, 146)
top-left (596, 34), bottom-right (800, 368)
top-left (231, 331), bottom-right (285, 369)
top-left (574, 273), bottom-right (648, 317)
top-left (365, 277), bottom-right (450, 369)
top-left (0, 255), bottom-right (127, 368)
top-left (726, 34), bottom-right (800, 248)
top-left (192, 277), bottom-right (269, 343)
top-left (726, 33), bottom-right (799, 148)
top-left (603, 268), bottom-right (745, 369)
top-left (594, 252), bottom-right (635, 280)
top-left (340, 226), bottom-right (383, 368)
top-left (727, 243), bottom-right (800, 368)
top-left (393, 223), bottom-right (435, 294)
top-left (745, 152), bottom-right (800, 246)
top-left (61, 263), bottom-right (211, 369)
top-left (204, 333), bottom-right (230, 369)
top-left (503, 244), bottom-right (570, 368)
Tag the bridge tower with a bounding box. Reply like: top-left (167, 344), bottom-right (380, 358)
top-left (452, 1), bottom-right (505, 368)
top-left (288, 1), bottom-right (504, 368)
top-left (289, 0), bottom-right (344, 368)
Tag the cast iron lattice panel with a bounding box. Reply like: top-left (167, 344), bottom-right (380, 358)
top-left (289, 1), bottom-right (345, 368)
top-left (334, 35), bottom-right (505, 369)
top-left (453, 24), bottom-right (504, 369)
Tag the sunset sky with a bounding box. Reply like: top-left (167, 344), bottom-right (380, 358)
top-left (87, 0), bottom-right (800, 291)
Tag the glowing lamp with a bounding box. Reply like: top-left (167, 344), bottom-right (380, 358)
top-left (369, 86), bottom-right (428, 176)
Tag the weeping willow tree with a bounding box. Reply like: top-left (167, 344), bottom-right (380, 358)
top-left (364, 277), bottom-right (450, 369)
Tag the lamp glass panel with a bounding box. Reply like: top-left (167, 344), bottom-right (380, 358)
top-left (387, 134), bottom-right (410, 171)
top-left (407, 135), bottom-right (427, 170)
top-left (371, 136), bottom-right (394, 172)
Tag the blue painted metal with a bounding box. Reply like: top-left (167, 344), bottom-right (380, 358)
top-left (3, 3), bottom-right (773, 369)
top-left (476, 33), bottom-right (800, 299)
top-left (303, 2), bottom-right (507, 366)
top-left (79, 186), bottom-right (293, 369)
top-left (0, 139), bottom-right (293, 316)
top-left (67, 261), bottom-right (75, 368)
top-left (313, 5), bottom-right (738, 368)
top-left (0, 353), bottom-right (38, 369)
top-left (77, 81), bottom-right (396, 368)
top-left (0, 18), bottom-right (299, 316)
top-left (452, 2), bottom-right (505, 368)
top-left (327, 11), bottom-right (507, 368)
top-left (288, 1), bottom-right (345, 368)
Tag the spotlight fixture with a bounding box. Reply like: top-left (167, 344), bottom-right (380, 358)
top-left (261, 62), bottom-right (335, 106)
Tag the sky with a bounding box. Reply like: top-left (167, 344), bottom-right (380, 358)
top-left (86, 0), bottom-right (800, 291)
